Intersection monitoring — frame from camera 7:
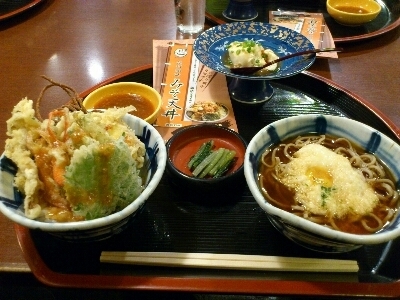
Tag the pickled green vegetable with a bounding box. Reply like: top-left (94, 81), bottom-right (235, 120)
top-left (188, 140), bottom-right (213, 169)
top-left (187, 140), bottom-right (236, 178)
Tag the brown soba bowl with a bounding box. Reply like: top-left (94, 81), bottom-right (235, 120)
top-left (244, 115), bottom-right (400, 253)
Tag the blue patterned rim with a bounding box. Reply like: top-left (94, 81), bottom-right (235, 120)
top-left (193, 21), bottom-right (316, 80)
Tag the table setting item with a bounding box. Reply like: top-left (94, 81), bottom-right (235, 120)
top-left (100, 251), bottom-right (359, 272)
top-left (229, 47), bottom-right (343, 75)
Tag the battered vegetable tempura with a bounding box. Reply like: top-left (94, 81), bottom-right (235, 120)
top-left (5, 98), bottom-right (145, 222)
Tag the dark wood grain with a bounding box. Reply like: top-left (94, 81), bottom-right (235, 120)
top-left (0, 0), bottom-right (399, 285)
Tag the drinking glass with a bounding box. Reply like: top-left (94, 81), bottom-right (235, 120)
top-left (175, 0), bottom-right (206, 34)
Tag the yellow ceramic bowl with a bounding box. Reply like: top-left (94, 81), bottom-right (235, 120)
top-left (326, 0), bottom-right (381, 26)
top-left (83, 82), bottom-right (162, 124)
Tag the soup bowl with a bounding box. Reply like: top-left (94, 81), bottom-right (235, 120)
top-left (166, 124), bottom-right (247, 201)
top-left (326, 0), bottom-right (381, 26)
top-left (244, 114), bottom-right (400, 253)
top-left (0, 114), bottom-right (166, 242)
top-left (83, 82), bottom-right (162, 124)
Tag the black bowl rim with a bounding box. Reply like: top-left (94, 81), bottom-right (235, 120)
top-left (166, 124), bottom-right (248, 182)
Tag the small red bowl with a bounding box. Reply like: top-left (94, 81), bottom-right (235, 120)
top-left (166, 125), bottom-right (247, 199)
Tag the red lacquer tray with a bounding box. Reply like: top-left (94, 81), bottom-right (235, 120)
top-left (0, 0), bottom-right (44, 21)
top-left (15, 65), bottom-right (400, 297)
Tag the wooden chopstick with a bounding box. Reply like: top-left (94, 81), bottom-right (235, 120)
top-left (100, 251), bottom-right (359, 272)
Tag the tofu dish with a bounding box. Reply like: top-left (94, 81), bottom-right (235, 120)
top-left (225, 40), bottom-right (279, 74)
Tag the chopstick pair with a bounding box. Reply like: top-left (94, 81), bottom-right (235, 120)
top-left (100, 251), bottom-right (359, 273)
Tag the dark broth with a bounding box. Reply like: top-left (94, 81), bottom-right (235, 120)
top-left (258, 134), bottom-right (399, 234)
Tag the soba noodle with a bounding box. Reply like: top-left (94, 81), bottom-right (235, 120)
top-left (258, 135), bottom-right (399, 234)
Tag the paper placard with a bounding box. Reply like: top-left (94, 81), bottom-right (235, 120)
top-left (269, 11), bottom-right (338, 59)
top-left (153, 40), bottom-right (238, 142)
top-left (156, 43), bottom-right (194, 128)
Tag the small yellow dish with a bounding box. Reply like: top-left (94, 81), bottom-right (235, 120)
top-left (326, 0), bottom-right (381, 26)
top-left (83, 82), bottom-right (162, 124)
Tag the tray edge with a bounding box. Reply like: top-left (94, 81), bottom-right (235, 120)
top-left (14, 65), bottom-right (400, 297)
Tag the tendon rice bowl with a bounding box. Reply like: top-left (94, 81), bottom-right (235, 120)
top-left (0, 100), bottom-right (166, 241)
top-left (5, 99), bottom-right (146, 222)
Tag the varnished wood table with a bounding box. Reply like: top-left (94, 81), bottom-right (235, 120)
top-left (0, 0), bottom-right (399, 296)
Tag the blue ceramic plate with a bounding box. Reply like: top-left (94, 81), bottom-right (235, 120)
top-left (193, 22), bottom-right (316, 80)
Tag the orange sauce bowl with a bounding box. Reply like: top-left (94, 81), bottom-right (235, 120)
top-left (83, 82), bottom-right (162, 124)
top-left (326, 0), bottom-right (381, 26)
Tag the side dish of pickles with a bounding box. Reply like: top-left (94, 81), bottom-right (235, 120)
top-left (188, 140), bottom-right (236, 178)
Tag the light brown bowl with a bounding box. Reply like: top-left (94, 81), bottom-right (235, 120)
top-left (83, 82), bottom-right (162, 124)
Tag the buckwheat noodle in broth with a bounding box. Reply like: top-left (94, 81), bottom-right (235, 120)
top-left (258, 135), bottom-right (399, 234)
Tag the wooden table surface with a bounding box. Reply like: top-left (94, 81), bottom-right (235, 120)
top-left (0, 0), bottom-right (399, 275)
